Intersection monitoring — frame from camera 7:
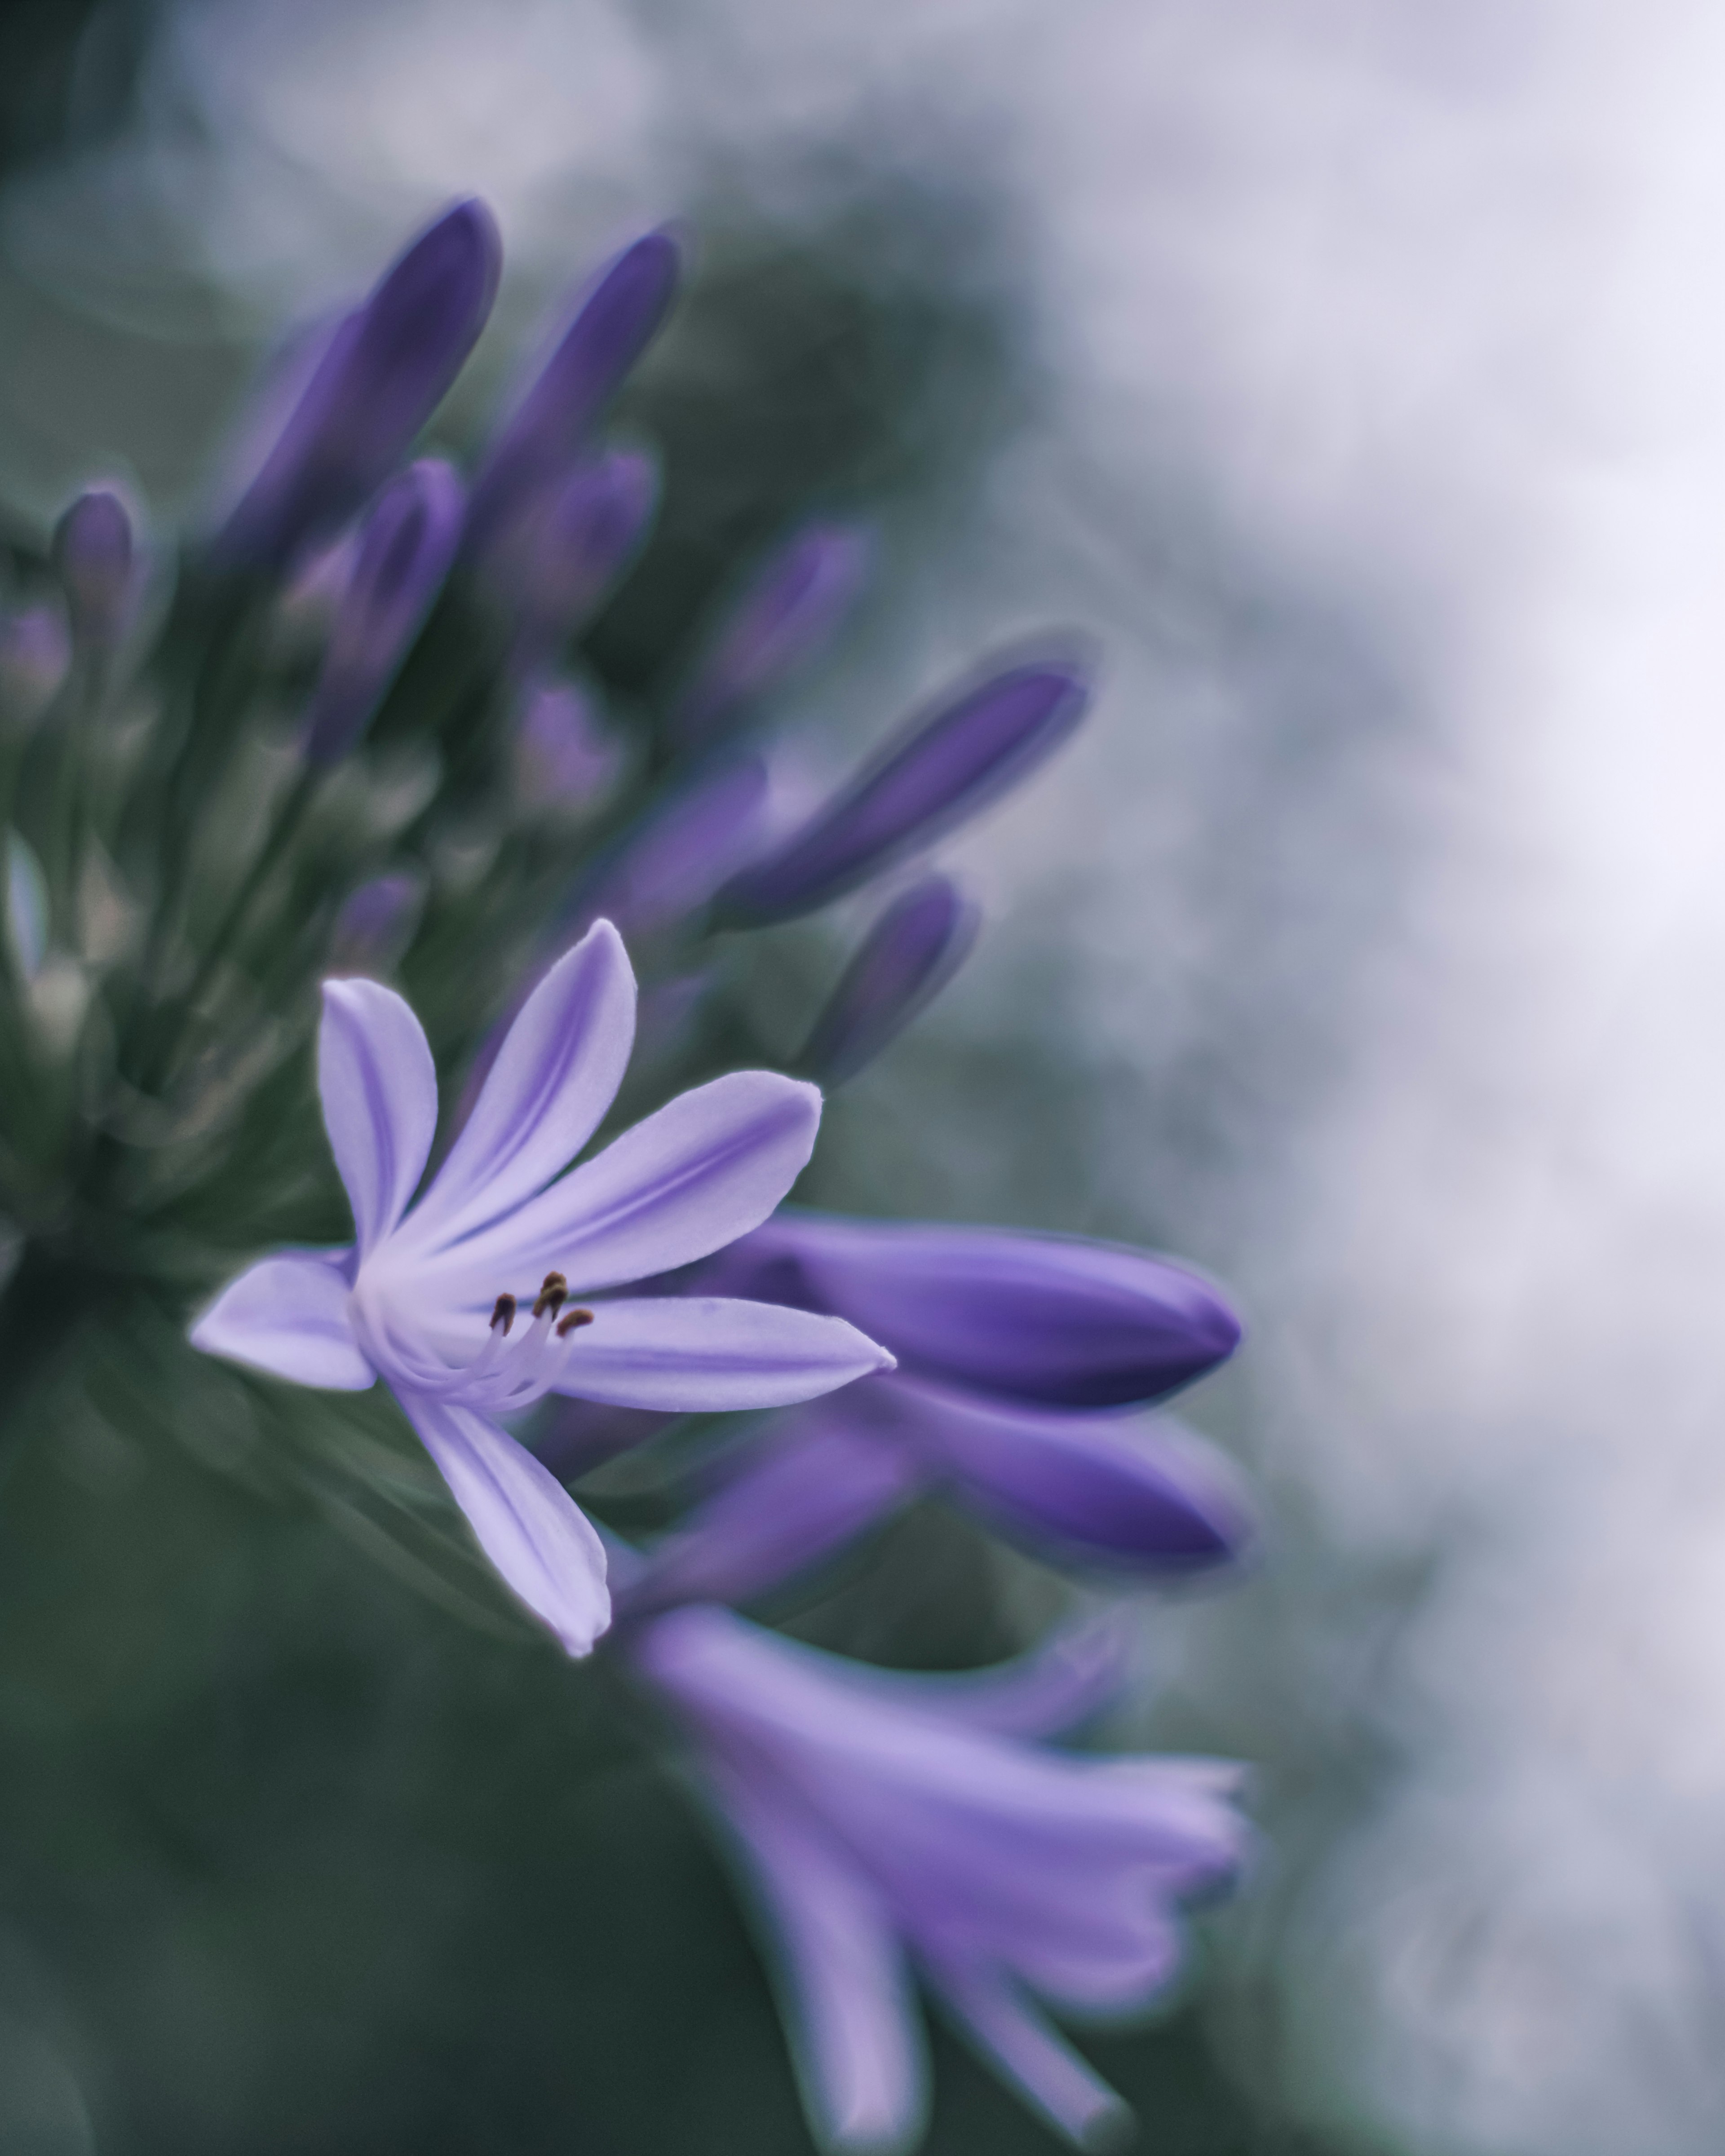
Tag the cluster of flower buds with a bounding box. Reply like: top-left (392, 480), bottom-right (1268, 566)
top-left (0, 199), bottom-right (1259, 2151)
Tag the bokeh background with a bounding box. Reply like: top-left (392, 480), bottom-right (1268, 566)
top-left (7, 2), bottom-right (1725, 2151)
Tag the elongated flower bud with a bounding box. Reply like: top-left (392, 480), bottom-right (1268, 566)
top-left (215, 200), bottom-right (500, 571)
top-left (576, 757), bottom-right (771, 941)
top-left (801, 874), bottom-right (979, 1084)
top-left (329, 870), bottom-right (426, 976)
top-left (468, 230), bottom-right (680, 553)
top-left (513, 678), bottom-right (622, 814)
top-left (302, 460), bottom-right (464, 767)
top-left (671, 521), bottom-right (870, 748)
top-left (716, 655), bottom-right (1091, 925)
top-left (493, 451), bottom-right (658, 666)
top-left (52, 488), bottom-right (135, 656)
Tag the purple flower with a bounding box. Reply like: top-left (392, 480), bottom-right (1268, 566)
top-left (215, 200), bottom-right (501, 571)
top-left (801, 875), bottom-right (980, 1084)
top-left (575, 757), bottom-right (773, 944)
top-left (329, 871), bottom-right (427, 977)
top-left (632, 1214), bottom-right (1248, 1598)
top-left (52, 488), bottom-right (135, 655)
top-left (190, 922), bottom-right (893, 1656)
top-left (630, 1604), bottom-right (1248, 2151)
top-left (0, 605), bottom-right (70, 723)
top-left (468, 231), bottom-right (681, 557)
top-left (488, 450), bottom-right (659, 671)
top-left (715, 657), bottom-right (1092, 927)
top-left (302, 460), bottom-right (465, 766)
top-left (512, 678), bottom-right (623, 816)
top-left (671, 521), bottom-right (871, 749)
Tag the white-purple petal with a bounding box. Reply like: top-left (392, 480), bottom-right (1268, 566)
top-left (547, 1297), bottom-right (893, 1412)
top-left (318, 976), bottom-right (439, 1257)
top-left (921, 1957), bottom-right (1130, 2151)
top-left (407, 921), bottom-right (635, 1249)
top-left (400, 1393), bottom-right (610, 1656)
top-left (190, 1247), bottom-right (372, 1391)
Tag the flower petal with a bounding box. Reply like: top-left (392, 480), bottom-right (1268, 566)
top-left (549, 1297), bottom-right (893, 1411)
top-left (190, 1247), bottom-right (372, 1390)
top-left (437, 1071), bottom-right (823, 1295)
top-left (318, 976), bottom-right (439, 1256)
top-left (410, 921), bottom-right (635, 1247)
top-left (399, 1392), bottom-right (610, 1656)
top-left (922, 1956), bottom-right (1130, 2151)
top-left (620, 1409), bottom-right (920, 1615)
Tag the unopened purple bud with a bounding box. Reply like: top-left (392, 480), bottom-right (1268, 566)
top-left (302, 459), bottom-right (464, 766)
top-left (215, 200), bottom-right (500, 571)
top-left (801, 875), bottom-right (979, 1084)
top-left (52, 489), bottom-right (135, 655)
top-left (513, 678), bottom-right (622, 813)
top-left (469, 230), bottom-right (680, 553)
top-left (0, 605), bottom-right (71, 723)
top-left (671, 522), bottom-right (871, 748)
top-left (716, 655), bottom-right (1092, 925)
top-left (492, 451), bottom-right (658, 665)
top-left (328, 870), bottom-right (426, 976)
top-left (577, 758), bottom-right (771, 941)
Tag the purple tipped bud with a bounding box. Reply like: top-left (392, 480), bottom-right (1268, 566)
top-left (490, 450), bottom-right (658, 664)
top-left (716, 656), bottom-right (1092, 925)
top-left (469, 230), bottom-right (680, 552)
top-left (52, 489), bottom-right (136, 655)
top-left (328, 870), bottom-right (426, 976)
top-left (513, 678), bottom-right (623, 813)
top-left (672, 522), bottom-right (871, 748)
top-left (0, 606), bottom-right (71, 724)
top-left (802, 874), bottom-right (979, 1084)
top-left (302, 459), bottom-right (464, 766)
top-left (577, 757), bottom-right (771, 941)
top-left (215, 200), bottom-right (500, 571)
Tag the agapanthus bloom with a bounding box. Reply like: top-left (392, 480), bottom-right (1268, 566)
top-left (191, 921), bottom-right (892, 1655)
top-left (629, 1603), bottom-right (1249, 2152)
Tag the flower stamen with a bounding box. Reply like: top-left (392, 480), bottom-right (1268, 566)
top-left (533, 1271), bottom-right (568, 1320)
top-left (557, 1307), bottom-right (594, 1338)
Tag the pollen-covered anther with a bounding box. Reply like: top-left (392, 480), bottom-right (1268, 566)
top-left (533, 1271), bottom-right (568, 1320)
top-left (556, 1307), bottom-right (594, 1338)
top-left (491, 1293), bottom-right (518, 1335)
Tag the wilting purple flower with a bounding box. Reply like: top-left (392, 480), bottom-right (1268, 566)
top-left (468, 230), bottom-right (681, 556)
top-left (513, 678), bottom-right (624, 815)
top-left (716, 657), bottom-right (1092, 927)
top-left (632, 1214), bottom-right (1248, 1600)
top-left (671, 522), bottom-right (871, 750)
top-left (301, 460), bottom-right (464, 767)
top-left (0, 605), bottom-right (70, 722)
top-left (801, 875), bottom-right (980, 1084)
top-left (215, 200), bottom-right (500, 571)
top-left (190, 922), bottom-right (892, 1656)
top-left (629, 1604), bottom-right (1249, 2151)
top-left (489, 450), bottom-right (658, 670)
top-left (329, 870), bottom-right (427, 977)
top-left (52, 488), bottom-right (135, 655)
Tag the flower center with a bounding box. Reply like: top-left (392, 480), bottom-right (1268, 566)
top-left (353, 1265), bottom-right (593, 1412)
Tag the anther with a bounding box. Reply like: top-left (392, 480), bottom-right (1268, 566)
top-left (556, 1307), bottom-right (594, 1338)
top-left (533, 1271), bottom-right (568, 1320)
top-left (490, 1293), bottom-right (517, 1335)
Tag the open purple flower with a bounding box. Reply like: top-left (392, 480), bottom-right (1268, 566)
top-left (190, 922), bottom-right (893, 1657)
top-left (628, 1212), bottom-right (1250, 1606)
top-left (630, 1603), bottom-right (1249, 2152)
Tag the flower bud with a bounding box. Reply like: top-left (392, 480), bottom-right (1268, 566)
top-left (302, 460), bottom-right (464, 767)
top-left (576, 758), bottom-right (771, 941)
top-left (328, 870), bottom-right (426, 976)
top-left (490, 451), bottom-right (658, 667)
top-left (670, 521), bottom-right (870, 749)
top-left (468, 230), bottom-right (680, 554)
top-left (0, 606), bottom-right (70, 725)
top-left (801, 874), bottom-right (978, 1084)
top-left (51, 488), bottom-right (135, 656)
top-left (215, 200), bottom-right (500, 571)
top-left (715, 655), bottom-right (1092, 925)
top-left (512, 678), bottom-right (622, 815)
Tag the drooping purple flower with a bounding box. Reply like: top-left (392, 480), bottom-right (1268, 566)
top-left (52, 488), bottom-right (136, 656)
top-left (468, 230), bottom-right (681, 557)
top-left (190, 921), bottom-right (893, 1656)
top-left (801, 875), bottom-right (980, 1085)
top-left (629, 1604), bottom-right (1249, 2152)
top-left (214, 200), bottom-right (501, 572)
top-left (487, 450), bottom-right (658, 670)
top-left (715, 656), bottom-right (1092, 927)
top-left (329, 870), bottom-right (427, 977)
top-left (635, 1212), bottom-right (1248, 1595)
top-left (512, 678), bottom-right (624, 815)
top-left (670, 521), bottom-right (871, 750)
top-left (301, 460), bottom-right (465, 767)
